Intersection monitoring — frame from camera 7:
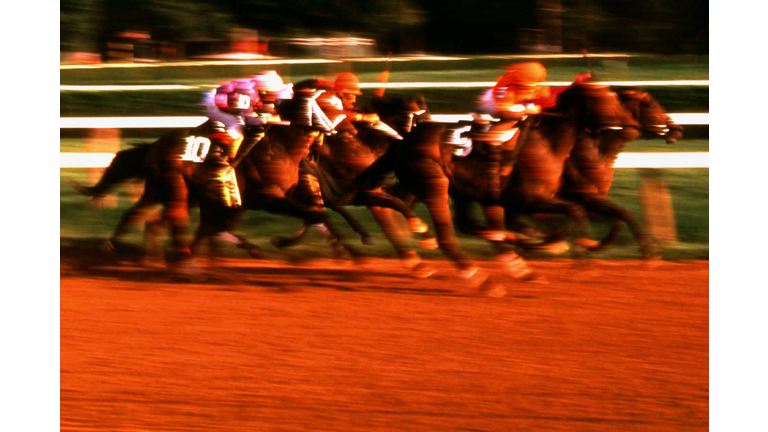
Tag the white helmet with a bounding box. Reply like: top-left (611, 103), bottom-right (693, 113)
top-left (251, 70), bottom-right (284, 93)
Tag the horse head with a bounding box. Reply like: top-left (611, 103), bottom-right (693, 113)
top-left (552, 78), bottom-right (642, 142)
top-left (615, 88), bottom-right (684, 143)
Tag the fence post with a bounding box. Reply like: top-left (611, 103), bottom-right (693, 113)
top-left (639, 168), bottom-right (678, 246)
top-left (86, 128), bottom-right (120, 208)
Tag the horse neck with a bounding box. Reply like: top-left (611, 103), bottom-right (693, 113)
top-left (536, 113), bottom-right (581, 158)
top-left (598, 134), bottom-right (627, 163)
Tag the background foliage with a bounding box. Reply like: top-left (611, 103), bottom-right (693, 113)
top-left (60, 0), bottom-right (708, 55)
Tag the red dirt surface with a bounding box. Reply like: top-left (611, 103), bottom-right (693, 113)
top-left (61, 257), bottom-right (709, 431)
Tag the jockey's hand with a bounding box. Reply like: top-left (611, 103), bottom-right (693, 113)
top-left (246, 123), bottom-right (268, 134)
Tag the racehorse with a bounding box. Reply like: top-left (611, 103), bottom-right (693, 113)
top-left (256, 94), bottom-right (439, 275)
top-left (397, 78), bottom-right (649, 265)
top-left (69, 81), bottom-right (357, 273)
top-left (545, 86), bottom-right (684, 257)
top-left (68, 85), bottom-right (434, 275)
top-left (66, 142), bottom-right (203, 259)
top-left (350, 113), bottom-right (487, 278)
top-left (498, 82), bottom-right (683, 258)
top-left (185, 80), bottom-right (446, 274)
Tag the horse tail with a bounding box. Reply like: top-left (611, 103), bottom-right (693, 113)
top-left (67, 143), bottom-right (153, 198)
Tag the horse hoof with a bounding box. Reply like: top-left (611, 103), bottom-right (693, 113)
top-left (419, 237), bottom-right (439, 250)
top-left (641, 243), bottom-right (662, 261)
top-left (480, 282), bottom-right (507, 298)
top-left (332, 244), bottom-right (354, 261)
top-left (571, 237), bottom-right (601, 249)
top-left (168, 257), bottom-right (201, 278)
top-left (246, 247), bottom-right (263, 259)
top-left (270, 236), bottom-right (291, 249)
top-left (497, 253), bottom-right (534, 281)
top-left (408, 218), bottom-right (429, 234)
top-left (100, 239), bottom-right (117, 254)
top-left (531, 241), bottom-right (570, 255)
top-left (458, 266), bottom-right (489, 290)
top-left (410, 262), bottom-right (437, 279)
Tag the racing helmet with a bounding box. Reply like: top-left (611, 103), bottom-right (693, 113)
top-left (333, 72), bottom-right (363, 96)
top-left (214, 80), bottom-right (260, 115)
top-left (251, 70), bottom-right (286, 103)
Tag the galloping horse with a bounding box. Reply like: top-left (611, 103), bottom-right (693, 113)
top-left (400, 78), bottom-right (645, 264)
top-left (67, 142), bottom-right (179, 258)
top-left (498, 82), bottom-right (683, 258)
top-left (264, 94), bottom-right (440, 275)
top-left (547, 86), bottom-right (684, 257)
top-left (192, 80), bottom-right (443, 273)
top-left (70, 80), bottom-right (357, 272)
top-left (351, 113), bottom-right (485, 277)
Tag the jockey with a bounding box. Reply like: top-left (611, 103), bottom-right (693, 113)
top-left (199, 79), bottom-right (256, 207)
top-left (202, 71), bottom-right (293, 207)
top-left (470, 62), bottom-right (551, 249)
top-left (333, 72), bottom-right (380, 123)
top-left (478, 61), bottom-right (552, 123)
top-left (333, 72), bottom-right (406, 141)
top-left (244, 70), bottom-right (293, 126)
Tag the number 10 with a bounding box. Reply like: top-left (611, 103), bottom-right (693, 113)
top-left (180, 136), bottom-right (211, 162)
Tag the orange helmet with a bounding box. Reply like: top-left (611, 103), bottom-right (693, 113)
top-left (333, 72), bottom-right (362, 96)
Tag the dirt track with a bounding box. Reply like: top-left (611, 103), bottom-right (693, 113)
top-left (61, 255), bottom-right (708, 431)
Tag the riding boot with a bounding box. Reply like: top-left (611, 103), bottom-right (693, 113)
top-left (203, 145), bottom-right (239, 207)
top-left (297, 169), bottom-right (325, 211)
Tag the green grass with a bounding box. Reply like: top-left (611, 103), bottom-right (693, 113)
top-left (60, 158), bottom-right (709, 261)
top-left (60, 55), bottom-right (709, 85)
top-left (60, 56), bottom-right (709, 116)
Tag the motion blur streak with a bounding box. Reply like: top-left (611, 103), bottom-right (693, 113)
top-left (613, 152), bottom-right (709, 169)
top-left (58, 113), bottom-right (707, 129)
top-left (60, 116), bottom-right (208, 129)
top-left (60, 54), bottom-right (637, 70)
top-left (430, 113), bottom-right (707, 125)
top-left (60, 85), bottom-right (197, 91)
top-left (60, 152), bottom-right (710, 170)
top-left (61, 153), bottom-right (116, 169)
top-left (62, 80), bottom-right (709, 92)
top-left (60, 59), bottom-right (341, 70)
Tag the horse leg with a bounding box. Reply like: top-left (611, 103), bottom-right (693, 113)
top-left (270, 223), bottom-right (311, 248)
top-left (411, 160), bottom-right (477, 275)
top-left (516, 195), bottom-right (591, 255)
top-left (142, 208), bottom-right (167, 265)
top-left (360, 190), bottom-right (429, 236)
top-left (103, 198), bottom-right (155, 248)
top-left (579, 196), bottom-right (660, 259)
top-left (333, 206), bottom-right (375, 245)
top-left (387, 184), bottom-right (437, 249)
top-left (160, 170), bottom-right (197, 274)
top-left (193, 205), bottom-right (262, 260)
top-left (366, 206), bottom-right (436, 278)
top-left (262, 197), bottom-right (355, 260)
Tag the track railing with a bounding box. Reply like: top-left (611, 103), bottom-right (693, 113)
top-left (59, 114), bottom-right (709, 169)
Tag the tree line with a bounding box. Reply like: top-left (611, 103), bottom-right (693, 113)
top-left (60, 0), bottom-right (708, 56)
